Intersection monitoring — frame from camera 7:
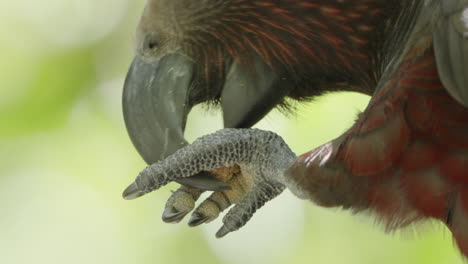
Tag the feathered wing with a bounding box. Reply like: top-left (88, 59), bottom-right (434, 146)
top-left (433, 0), bottom-right (468, 107)
top-left (434, 1), bottom-right (468, 251)
top-left (287, 1), bottom-right (468, 256)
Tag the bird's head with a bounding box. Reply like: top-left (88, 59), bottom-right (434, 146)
top-left (123, 0), bottom-right (383, 165)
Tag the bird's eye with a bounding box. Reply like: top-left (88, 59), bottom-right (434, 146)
top-left (143, 33), bottom-right (160, 52)
top-left (148, 39), bottom-right (159, 50)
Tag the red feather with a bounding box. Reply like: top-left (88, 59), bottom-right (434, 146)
top-left (289, 38), bottom-right (468, 257)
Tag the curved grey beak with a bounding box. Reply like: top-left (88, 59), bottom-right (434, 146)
top-left (123, 55), bottom-right (230, 191)
top-left (123, 54), bottom-right (293, 190)
top-left (123, 55), bottom-right (190, 164)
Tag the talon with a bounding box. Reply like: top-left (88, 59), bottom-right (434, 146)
top-left (162, 206), bottom-right (189, 223)
top-left (123, 182), bottom-right (145, 200)
top-left (188, 213), bottom-right (209, 227)
top-left (175, 172), bottom-right (231, 191)
top-left (215, 226), bottom-right (230, 238)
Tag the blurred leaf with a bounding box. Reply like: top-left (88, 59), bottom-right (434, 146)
top-left (0, 48), bottom-right (96, 137)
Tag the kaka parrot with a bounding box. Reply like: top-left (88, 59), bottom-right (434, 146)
top-left (121, 0), bottom-right (468, 257)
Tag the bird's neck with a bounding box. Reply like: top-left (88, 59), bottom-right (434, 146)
top-left (287, 0), bottom-right (423, 100)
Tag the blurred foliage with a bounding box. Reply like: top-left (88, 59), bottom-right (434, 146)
top-left (0, 49), bottom-right (96, 137)
top-left (0, 1), bottom-right (464, 264)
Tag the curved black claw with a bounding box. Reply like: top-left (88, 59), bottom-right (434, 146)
top-left (188, 213), bottom-right (210, 227)
top-left (123, 182), bottom-right (145, 200)
top-left (216, 226), bottom-right (230, 238)
top-left (162, 206), bottom-right (190, 223)
top-left (175, 172), bottom-right (231, 192)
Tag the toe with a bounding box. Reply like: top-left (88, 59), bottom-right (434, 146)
top-left (162, 186), bottom-right (203, 223)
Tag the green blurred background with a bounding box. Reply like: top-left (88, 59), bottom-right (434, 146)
top-left (0, 1), bottom-right (464, 263)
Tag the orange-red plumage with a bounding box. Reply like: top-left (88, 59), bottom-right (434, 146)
top-left (290, 41), bottom-right (468, 256)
